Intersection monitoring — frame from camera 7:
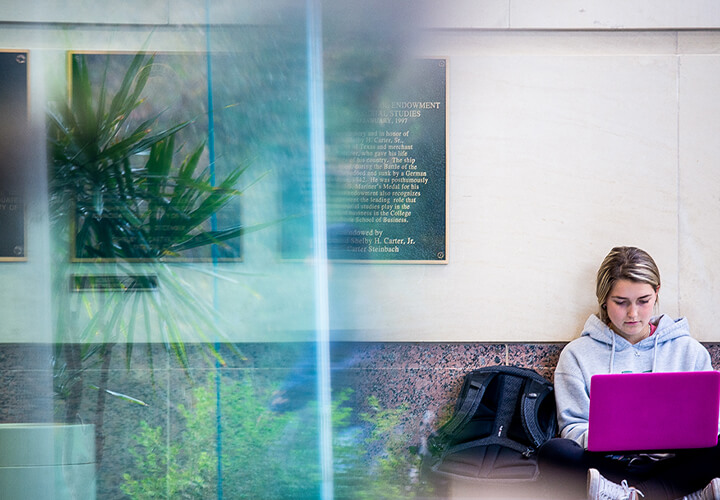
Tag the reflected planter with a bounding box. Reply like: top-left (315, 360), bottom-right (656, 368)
top-left (0, 423), bottom-right (96, 500)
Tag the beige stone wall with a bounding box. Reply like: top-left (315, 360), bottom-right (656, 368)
top-left (2, 2), bottom-right (720, 343)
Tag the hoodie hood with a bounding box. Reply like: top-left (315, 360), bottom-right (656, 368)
top-left (580, 314), bottom-right (691, 373)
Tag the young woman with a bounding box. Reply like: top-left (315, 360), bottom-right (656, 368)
top-left (538, 246), bottom-right (720, 500)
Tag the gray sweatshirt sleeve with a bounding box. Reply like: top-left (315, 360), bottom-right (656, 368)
top-left (553, 347), bottom-right (591, 448)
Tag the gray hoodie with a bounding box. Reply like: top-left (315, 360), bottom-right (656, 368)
top-left (554, 314), bottom-right (713, 448)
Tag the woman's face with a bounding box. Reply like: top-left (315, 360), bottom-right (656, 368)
top-left (604, 279), bottom-right (658, 344)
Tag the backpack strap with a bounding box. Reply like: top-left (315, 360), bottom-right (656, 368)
top-left (520, 378), bottom-right (557, 449)
top-left (427, 370), bottom-right (497, 453)
top-left (493, 371), bottom-right (523, 440)
top-left (439, 434), bottom-right (534, 460)
top-left (443, 370), bottom-right (497, 435)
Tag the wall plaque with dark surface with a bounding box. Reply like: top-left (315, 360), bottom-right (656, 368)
top-left (325, 58), bottom-right (447, 263)
top-left (0, 51), bottom-right (28, 261)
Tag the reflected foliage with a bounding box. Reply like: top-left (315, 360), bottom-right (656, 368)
top-left (122, 374), bottom-right (434, 499)
top-left (48, 52), bottom-right (250, 261)
top-left (47, 52), bottom-right (259, 465)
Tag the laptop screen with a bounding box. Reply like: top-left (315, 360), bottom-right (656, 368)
top-left (587, 371), bottom-right (720, 452)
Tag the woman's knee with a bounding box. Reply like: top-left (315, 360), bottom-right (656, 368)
top-left (538, 438), bottom-right (585, 465)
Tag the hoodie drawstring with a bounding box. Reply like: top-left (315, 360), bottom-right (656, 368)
top-left (609, 334), bottom-right (616, 373)
top-left (651, 333), bottom-right (659, 372)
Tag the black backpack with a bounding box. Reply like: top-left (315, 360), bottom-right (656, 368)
top-left (424, 365), bottom-right (557, 483)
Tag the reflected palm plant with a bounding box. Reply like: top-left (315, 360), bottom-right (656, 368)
top-left (49, 52), bottom-right (251, 262)
top-left (47, 52), bottom-right (259, 462)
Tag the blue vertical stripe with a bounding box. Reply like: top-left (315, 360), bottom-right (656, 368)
top-left (306, 0), bottom-right (334, 498)
top-left (204, 1), bottom-right (223, 499)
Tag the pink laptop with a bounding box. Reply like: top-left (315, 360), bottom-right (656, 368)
top-left (587, 371), bottom-right (720, 452)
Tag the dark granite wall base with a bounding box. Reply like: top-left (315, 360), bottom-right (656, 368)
top-left (1, 341), bottom-right (718, 499)
top-left (0, 344), bottom-right (54, 423)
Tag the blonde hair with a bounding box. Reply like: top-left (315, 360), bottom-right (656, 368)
top-left (596, 246), bottom-right (660, 324)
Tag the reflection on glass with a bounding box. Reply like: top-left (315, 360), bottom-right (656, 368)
top-left (0, 1), bottom-right (441, 499)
